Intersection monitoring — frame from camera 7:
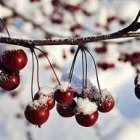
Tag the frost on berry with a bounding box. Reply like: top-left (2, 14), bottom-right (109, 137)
top-left (54, 81), bottom-right (74, 105)
top-left (75, 98), bottom-right (98, 127)
top-left (96, 89), bottom-right (115, 113)
top-left (34, 87), bottom-right (55, 110)
top-left (24, 100), bottom-right (49, 125)
top-left (54, 81), bottom-right (72, 92)
top-left (0, 71), bottom-right (20, 91)
top-left (75, 85), bottom-right (100, 101)
top-left (75, 98), bottom-right (97, 115)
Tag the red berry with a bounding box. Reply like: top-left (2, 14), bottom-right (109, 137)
top-left (0, 71), bottom-right (20, 91)
top-left (96, 93), bottom-right (115, 113)
top-left (51, 9), bottom-right (63, 24)
top-left (107, 16), bottom-right (116, 24)
top-left (34, 89), bottom-right (55, 110)
top-left (94, 46), bottom-right (107, 54)
top-left (54, 86), bottom-right (74, 105)
top-left (51, 0), bottom-right (60, 6)
top-left (97, 62), bottom-right (115, 70)
top-left (2, 49), bottom-right (27, 72)
top-left (64, 3), bottom-right (80, 12)
top-left (56, 100), bottom-right (76, 117)
top-left (135, 85), bottom-right (140, 99)
top-left (30, 0), bottom-right (41, 2)
top-left (24, 102), bottom-right (49, 126)
top-left (75, 111), bottom-right (98, 127)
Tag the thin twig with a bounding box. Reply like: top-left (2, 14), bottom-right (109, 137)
top-left (33, 50), bottom-right (40, 91)
top-left (30, 49), bottom-right (35, 101)
top-left (34, 47), bottom-right (61, 85)
top-left (85, 49), bottom-right (102, 95)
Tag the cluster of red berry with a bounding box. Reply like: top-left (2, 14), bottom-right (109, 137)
top-left (0, 49), bottom-right (27, 91)
top-left (24, 44), bottom-right (115, 127)
top-left (24, 80), bottom-right (115, 127)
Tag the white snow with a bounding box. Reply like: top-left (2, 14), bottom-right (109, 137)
top-left (0, 1), bottom-right (140, 140)
top-left (54, 81), bottom-right (72, 92)
top-left (76, 98), bottom-right (97, 115)
top-left (38, 87), bottom-right (54, 96)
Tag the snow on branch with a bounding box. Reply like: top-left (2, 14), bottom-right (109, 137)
top-left (0, 10), bottom-right (139, 48)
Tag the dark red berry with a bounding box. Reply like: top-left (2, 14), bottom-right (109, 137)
top-left (75, 111), bottom-right (98, 127)
top-left (94, 46), bottom-right (107, 54)
top-left (64, 3), bottom-right (80, 12)
top-left (119, 19), bottom-right (127, 26)
top-left (51, 9), bottom-right (63, 24)
top-left (51, 0), bottom-right (60, 6)
top-left (97, 62), bottom-right (115, 70)
top-left (24, 103), bottom-right (49, 125)
top-left (2, 49), bottom-right (28, 71)
top-left (54, 87), bottom-right (74, 105)
top-left (107, 16), bottom-right (116, 24)
top-left (56, 100), bottom-right (76, 117)
top-left (96, 94), bottom-right (115, 113)
top-left (0, 71), bottom-right (20, 91)
top-left (30, 0), bottom-right (41, 2)
top-left (135, 86), bottom-right (140, 99)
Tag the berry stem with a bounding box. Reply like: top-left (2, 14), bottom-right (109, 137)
top-left (83, 50), bottom-right (88, 88)
top-left (81, 50), bottom-right (85, 91)
top-left (0, 18), bottom-right (11, 38)
top-left (69, 47), bottom-right (80, 82)
top-left (30, 49), bottom-right (35, 101)
top-left (85, 49), bottom-right (102, 95)
top-left (34, 47), bottom-right (61, 85)
top-left (33, 50), bottom-right (40, 91)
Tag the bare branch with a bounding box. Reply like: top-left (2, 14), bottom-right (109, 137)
top-left (0, 6), bottom-right (139, 48)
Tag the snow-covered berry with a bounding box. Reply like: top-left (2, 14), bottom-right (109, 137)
top-left (34, 87), bottom-right (55, 110)
top-left (75, 98), bottom-right (98, 127)
top-left (96, 89), bottom-right (115, 113)
top-left (24, 100), bottom-right (49, 126)
top-left (54, 82), bottom-right (74, 105)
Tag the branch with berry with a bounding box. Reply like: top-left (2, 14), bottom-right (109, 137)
top-left (0, 3), bottom-right (140, 128)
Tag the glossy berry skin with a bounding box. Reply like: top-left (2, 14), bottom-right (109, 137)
top-left (34, 93), bottom-right (55, 110)
top-left (0, 72), bottom-right (20, 91)
top-left (56, 100), bottom-right (76, 117)
top-left (24, 105), bottom-right (49, 125)
top-left (54, 87), bottom-right (74, 105)
top-left (135, 86), bottom-right (140, 99)
top-left (75, 111), bottom-right (98, 127)
top-left (2, 49), bottom-right (28, 71)
top-left (96, 95), bottom-right (115, 113)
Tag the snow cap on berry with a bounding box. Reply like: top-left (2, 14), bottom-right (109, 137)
top-left (28, 98), bottom-right (49, 110)
top-left (28, 100), bottom-right (43, 110)
top-left (99, 89), bottom-right (114, 103)
top-left (54, 81), bottom-right (72, 92)
top-left (101, 89), bottom-right (111, 96)
top-left (76, 98), bottom-right (97, 115)
top-left (38, 87), bottom-right (54, 96)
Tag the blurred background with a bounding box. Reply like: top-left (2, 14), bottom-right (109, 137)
top-left (0, 0), bottom-right (140, 140)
